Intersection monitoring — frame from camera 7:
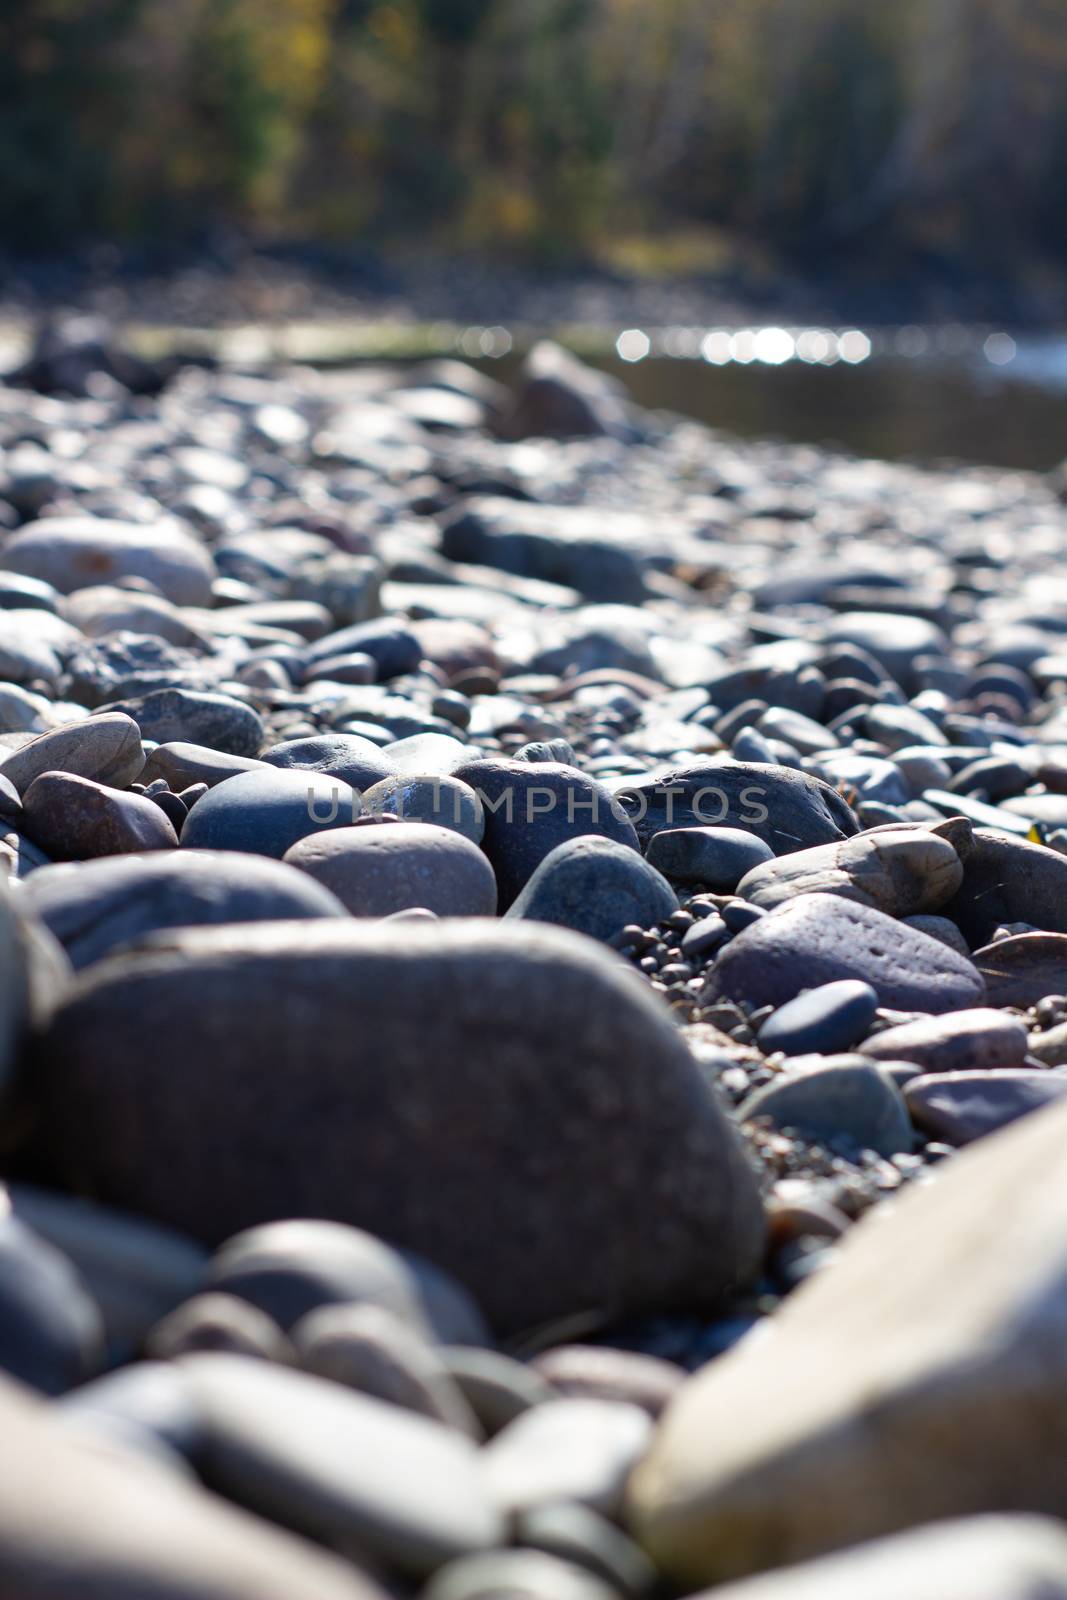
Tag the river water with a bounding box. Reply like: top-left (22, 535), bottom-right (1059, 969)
top-left (484, 326), bottom-right (1067, 473)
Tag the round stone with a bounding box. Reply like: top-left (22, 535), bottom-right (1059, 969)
top-left (757, 981), bottom-right (879, 1058)
top-left (284, 821), bottom-right (498, 918)
top-left (645, 827), bottom-right (774, 890)
top-left (505, 835), bottom-right (677, 943)
top-left (23, 771), bottom-right (178, 860)
top-left (262, 735), bottom-right (393, 792)
top-left (0, 516), bottom-right (216, 605)
top-left (362, 774), bottom-right (485, 843)
top-left (180, 769), bottom-right (359, 859)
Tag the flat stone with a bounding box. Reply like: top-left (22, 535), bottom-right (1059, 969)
top-left (906, 1070), bottom-right (1067, 1144)
top-left (104, 687), bottom-right (264, 757)
top-left (33, 920), bottom-right (764, 1334)
top-left (262, 734), bottom-right (393, 791)
top-left (0, 515), bottom-right (216, 605)
top-left (303, 618), bottom-right (422, 680)
top-left (0, 712), bottom-right (145, 795)
top-left (180, 1353), bottom-right (503, 1577)
top-left (56, 1358), bottom-right (203, 1461)
top-left (683, 1516), bottom-right (1067, 1600)
top-left (737, 1057), bottom-right (913, 1157)
top-left (0, 1370), bottom-right (386, 1600)
top-left (860, 1009), bottom-right (1028, 1074)
top-left (453, 759), bottom-right (641, 907)
top-left (23, 771), bottom-right (178, 859)
top-left (757, 980), bottom-right (878, 1057)
top-left (482, 1398), bottom-right (652, 1519)
top-left (629, 1095), bottom-right (1067, 1585)
top-left (284, 821), bottom-right (498, 917)
top-left (8, 1184), bottom-right (206, 1365)
top-left (974, 933), bottom-right (1067, 1009)
top-left (506, 836), bottom-right (677, 943)
top-left (702, 893), bottom-right (985, 1015)
top-left (204, 1219), bottom-right (489, 1344)
top-left (616, 761), bottom-right (858, 856)
top-left (21, 850), bottom-right (348, 970)
top-left (736, 828), bottom-right (963, 916)
top-left (295, 1302), bottom-right (481, 1435)
top-left (180, 768), bottom-right (359, 859)
top-left (646, 827), bottom-right (774, 889)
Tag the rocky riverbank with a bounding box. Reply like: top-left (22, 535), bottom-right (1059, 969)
top-left (2, 326), bottom-right (1067, 1595)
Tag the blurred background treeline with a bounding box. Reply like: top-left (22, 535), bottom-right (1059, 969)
top-left (4, 0), bottom-right (1067, 295)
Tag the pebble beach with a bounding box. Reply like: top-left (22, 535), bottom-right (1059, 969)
top-left (2, 323), bottom-right (1067, 1595)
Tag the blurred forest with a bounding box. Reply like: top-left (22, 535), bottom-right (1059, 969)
top-left (4, 0), bottom-right (1067, 287)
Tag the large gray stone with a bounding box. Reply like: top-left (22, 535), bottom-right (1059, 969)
top-left (33, 920), bottom-right (764, 1334)
top-left (629, 1094), bottom-right (1067, 1585)
top-left (942, 830), bottom-right (1067, 946)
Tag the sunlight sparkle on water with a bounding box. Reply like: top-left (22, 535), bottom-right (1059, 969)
top-left (984, 332), bottom-right (1017, 366)
top-left (616, 328), bottom-right (652, 362)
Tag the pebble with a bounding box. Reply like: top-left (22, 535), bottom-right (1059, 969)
top-left (294, 1302), bottom-right (482, 1435)
top-left (0, 1212), bottom-right (104, 1394)
top-left (859, 1009), bottom-right (1029, 1074)
top-left (361, 773), bottom-right (485, 841)
top-left (515, 1504), bottom-right (658, 1597)
top-left (703, 893), bottom-right (985, 1014)
top-left (147, 1293), bottom-right (294, 1363)
top-left (645, 826), bottom-right (774, 889)
top-left (8, 1183), bottom-right (206, 1364)
top-left (973, 932), bottom-right (1067, 1010)
top-left (442, 1347), bottom-right (558, 1435)
top-left (180, 767), bottom-right (358, 858)
top-left (506, 836), bottom-right (677, 943)
top-left (736, 827), bottom-right (964, 916)
top-left (0, 1368), bottom-right (386, 1600)
top-left (452, 758), bottom-right (641, 907)
top-left (203, 1219), bottom-right (488, 1344)
top-left (0, 515), bottom-right (216, 605)
top-left (617, 761), bottom-right (858, 855)
top-left (425, 1549), bottom-right (620, 1600)
top-left (757, 980), bottom-right (879, 1057)
top-left (262, 733), bottom-right (393, 790)
top-left (104, 687), bottom-right (264, 757)
top-left (22, 771), bottom-right (178, 859)
top-left (284, 820), bottom-right (498, 917)
top-left (529, 1346), bottom-right (684, 1418)
top-left (738, 1057), bottom-right (914, 1158)
top-left (180, 1352), bottom-right (504, 1577)
top-left (905, 1070), bottom-right (1067, 1144)
top-left (481, 1398), bottom-right (652, 1519)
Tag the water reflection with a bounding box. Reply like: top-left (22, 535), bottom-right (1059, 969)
top-left (456, 320), bottom-right (1067, 470)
